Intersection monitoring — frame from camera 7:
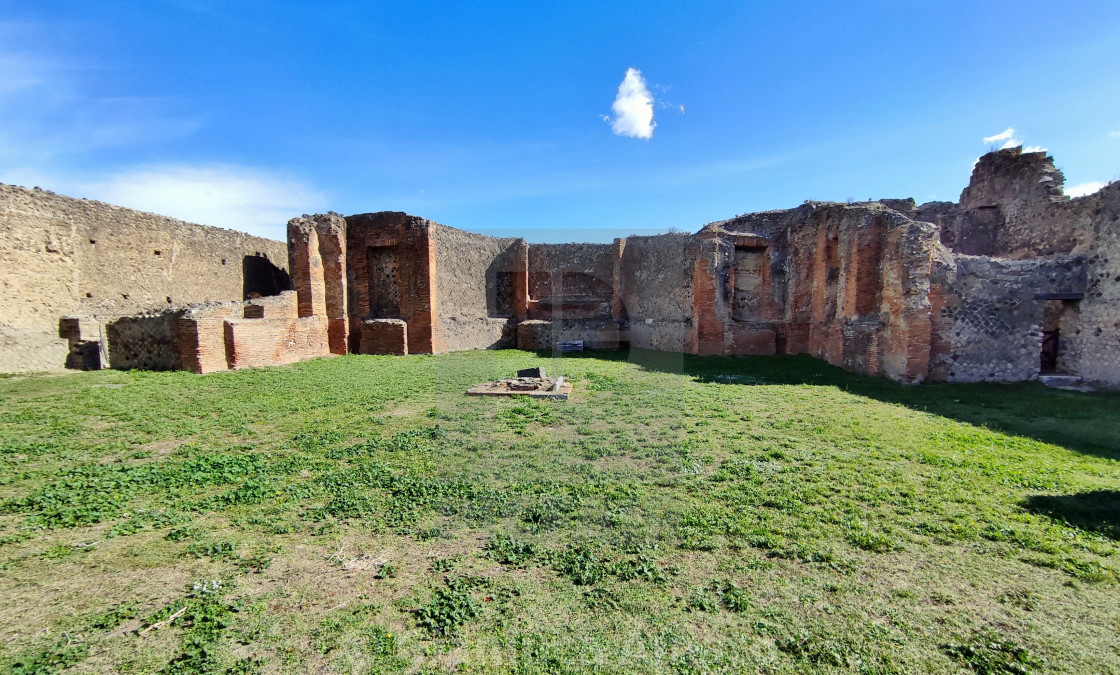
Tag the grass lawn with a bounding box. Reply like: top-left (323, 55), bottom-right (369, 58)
top-left (0, 350), bottom-right (1117, 674)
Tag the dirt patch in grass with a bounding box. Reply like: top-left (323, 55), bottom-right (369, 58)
top-left (0, 350), bottom-right (1117, 672)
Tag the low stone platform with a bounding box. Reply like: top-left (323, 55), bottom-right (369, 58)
top-left (467, 375), bottom-right (571, 400)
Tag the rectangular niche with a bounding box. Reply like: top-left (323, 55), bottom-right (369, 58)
top-left (366, 245), bottom-right (401, 318)
top-left (489, 271), bottom-right (515, 318)
top-left (732, 245), bottom-right (769, 322)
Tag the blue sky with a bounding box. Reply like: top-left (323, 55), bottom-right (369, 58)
top-left (2, 1), bottom-right (1118, 242)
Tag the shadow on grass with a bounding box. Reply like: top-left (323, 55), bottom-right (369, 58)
top-left (1024, 491), bottom-right (1120, 541)
top-left (547, 349), bottom-right (1120, 460)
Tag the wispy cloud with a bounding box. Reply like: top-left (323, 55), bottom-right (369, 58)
top-left (1110, 130), bottom-right (1120, 138)
top-left (982, 127), bottom-right (1021, 149)
top-left (0, 27), bottom-right (327, 239)
top-left (77, 165), bottom-right (328, 240)
top-left (0, 34), bottom-right (201, 173)
top-left (1065, 181), bottom-right (1106, 198)
top-left (0, 50), bottom-right (54, 96)
top-left (606, 68), bottom-right (656, 140)
top-left (982, 127), bottom-right (1015, 144)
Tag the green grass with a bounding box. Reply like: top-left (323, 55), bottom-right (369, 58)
top-left (0, 350), bottom-right (1117, 673)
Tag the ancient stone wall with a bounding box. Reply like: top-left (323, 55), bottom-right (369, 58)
top-left (106, 313), bottom-right (186, 371)
top-left (0, 183), bottom-right (289, 372)
top-left (931, 256), bottom-right (1087, 382)
top-left (430, 224), bottom-right (521, 351)
top-left (909, 148), bottom-right (1120, 385)
top-left (1071, 187), bottom-right (1120, 383)
top-left (6, 148), bottom-right (1116, 387)
top-left (695, 203), bottom-right (944, 381)
top-left (616, 234), bottom-right (695, 352)
top-left (344, 212), bottom-right (438, 354)
top-left (528, 243), bottom-right (617, 319)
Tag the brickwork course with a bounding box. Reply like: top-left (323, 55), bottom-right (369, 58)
top-left (2, 147), bottom-right (1117, 386)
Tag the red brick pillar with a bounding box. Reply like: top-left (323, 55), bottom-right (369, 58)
top-left (314, 215), bottom-right (349, 355)
top-left (288, 218), bottom-right (326, 319)
top-left (692, 248), bottom-right (725, 356)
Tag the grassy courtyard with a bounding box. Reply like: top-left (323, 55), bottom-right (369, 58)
top-left (0, 350), bottom-right (1117, 674)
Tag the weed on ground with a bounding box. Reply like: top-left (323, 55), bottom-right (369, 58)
top-left (0, 350), bottom-right (1117, 673)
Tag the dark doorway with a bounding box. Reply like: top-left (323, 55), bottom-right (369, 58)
top-left (1040, 329), bottom-right (1059, 373)
top-left (242, 254), bottom-right (291, 299)
top-left (1039, 299), bottom-right (1079, 374)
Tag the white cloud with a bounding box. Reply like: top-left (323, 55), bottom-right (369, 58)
top-left (0, 32), bottom-right (326, 240)
top-left (1065, 181), bottom-right (1106, 198)
top-left (982, 127), bottom-right (1023, 149)
top-left (1110, 130), bottom-right (1120, 138)
top-left (78, 165), bottom-right (328, 240)
top-left (982, 127), bottom-right (1016, 145)
top-left (606, 68), bottom-right (656, 140)
top-left (1022, 145), bottom-right (1047, 153)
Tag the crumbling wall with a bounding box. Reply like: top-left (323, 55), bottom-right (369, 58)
top-left (0, 183), bottom-right (289, 373)
top-left (430, 224), bottom-right (521, 351)
top-left (1063, 184), bottom-right (1120, 383)
top-left (710, 203), bottom-right (941, 381)
top-left (916, 149), bottom-right (1120, 385)
top-left (8, 147), bottom-right (1118, 387)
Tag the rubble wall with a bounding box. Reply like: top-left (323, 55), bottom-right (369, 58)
top-left (106, 313), bottom-right (186, 371)
top-left (0, 184), bottom-right (288, 373)
top-left (1062, 184), bottom-right (1120, 383)
top-left (919, 149), bottom-right (1120, 384)
top-left (430, 224), bottom-right (520, 351)
top-left (933, 256), bottom-right (1087, 382)
top-left (617, 234), bottom-right (694, 351)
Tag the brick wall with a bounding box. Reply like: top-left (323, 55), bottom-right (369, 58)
top-left (358, 319), bottom-right (408, 355)
top-left (345, 212), bottom-right (437, 354)
top-left (224, 316), bottom-right (331, 369)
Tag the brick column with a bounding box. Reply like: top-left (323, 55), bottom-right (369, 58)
top-left (314, 215), bottom-right (349, 355)
top-left (287, 217), bottom-right (326, 319)
top-left (692, 247), bottom-right (725, 356)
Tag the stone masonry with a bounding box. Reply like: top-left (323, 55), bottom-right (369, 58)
top-left (0, 184), bottom-right (289, 372)
top-left (2, 148), bottom-right (1116, 386)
